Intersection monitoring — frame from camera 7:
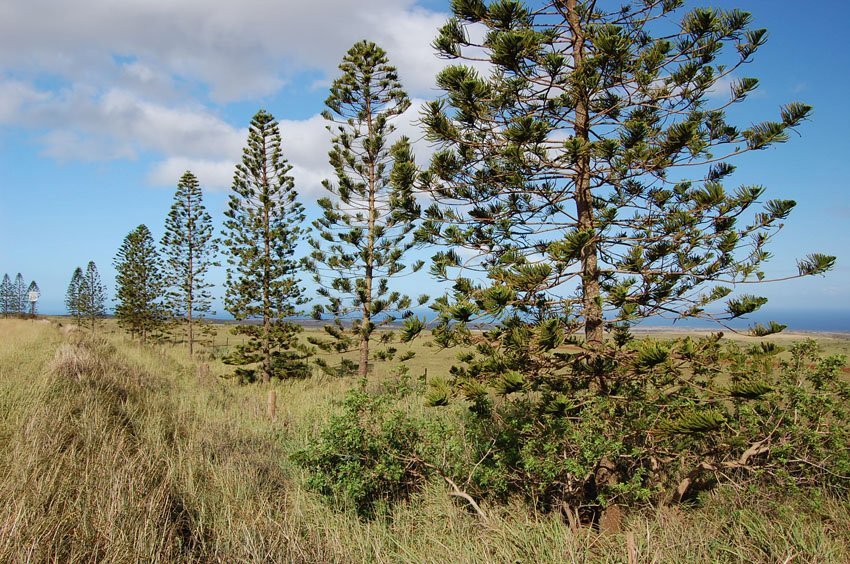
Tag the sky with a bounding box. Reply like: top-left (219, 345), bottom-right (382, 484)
top-left (1, 0), bottom-right (848, 329)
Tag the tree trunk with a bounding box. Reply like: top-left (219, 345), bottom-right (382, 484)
top-left (188, 311), bottom-right (194, 357)
top-left (360, 254), bottom-right (373, 378)
top-left (566, 0), bottom-right (602, 349)
top-left (359, 89), bottom-right (377, 379)
top-left (187, 190), bottom-right (195, 358)
top-left (566, 0), bottom-right (605, 391)
top-left (261, 141), bottom-right (272, 384)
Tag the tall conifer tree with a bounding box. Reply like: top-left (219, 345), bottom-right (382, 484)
top-left (79, 261), bottom-right (107, 334)
top-left (306, 40), bottom-right (425, 378)
top-left (114, 225), bottom-right (165, 343)
top-left (409, 0), bottom-right (838, 516)
top-left (162, 170), bottom-right (219, 356)
top-left (0, 274), bottom-right (12, 318)
top-left (13, 273), bottom-right (26, 315)
top-left (66, 267), bottom-right (83, 323)
top-left (418, 0), bottom-right (834, 388)
top-left (223, 110), bottom-right (307, 383)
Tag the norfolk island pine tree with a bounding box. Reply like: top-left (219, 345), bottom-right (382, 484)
top-left (0, 274), bottom-right (13, 318)
top-left (79, 261), bottom-right (107, 334)
top-left (222, 110), bottom-right (308, 384)
top-left (305, 40), bottom-right (427, 379)
top-left (13, 273), bottom-right (26, 315)
top-left (114, 225), bottom-right (166, 344)
top-left (161, 170), bottom-right (219, 357)
top-left (413, 0), bottom-right (835, 383)
top-left (65, 267), bottom-right (83, 324)
top-left (400, 0), bottom-right (838, 516)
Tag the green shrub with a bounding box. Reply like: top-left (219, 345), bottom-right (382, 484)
top-left (292, 387), bottom-right (428, 517)
top-left (451, 335), bottom-right (850, 512)
top-left (297, 334), bottom-right (850, 521)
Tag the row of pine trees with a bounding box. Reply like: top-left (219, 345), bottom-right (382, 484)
top-left (65, 262), bottom-right (107, 333)
top-left (29, 1), bottom-right (842, 519)
top-left (85, 10), bottom-right (835, 384)
top-left (0, 273), bottom-right (39, 317)
top-left (106, 41), bottom-right (420, 384)
top-left (63, 2), bottom-right (835, 390)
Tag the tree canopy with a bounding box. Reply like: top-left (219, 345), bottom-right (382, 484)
top-left (306, 40), bottom-right (426, 378)
top-left (223, 110), bottom-right (308, 383)
top-left (162, 170), bottom-right (219, 356)
top-left (114, 225), bottom-right (165, 343)
top-left (416, 0), bottom-right (834, 384)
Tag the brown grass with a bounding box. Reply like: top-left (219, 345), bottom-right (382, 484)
top-left (0, 318), bottom-right (848, 562)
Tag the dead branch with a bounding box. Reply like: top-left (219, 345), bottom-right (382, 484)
top-left (443, 475), bottom-right (489, 523)
top-left (670, 439), bottom-right (772, 504)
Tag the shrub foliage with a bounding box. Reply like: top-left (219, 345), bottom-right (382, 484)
top-left (299, 337), bottom-right (849, 518)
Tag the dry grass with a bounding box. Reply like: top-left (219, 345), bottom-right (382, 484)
top-left (0, 318), bottom-right (848, 562)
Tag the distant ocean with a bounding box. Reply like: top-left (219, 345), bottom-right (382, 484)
top-left (39, 307), bottom-right (850, 333)
top-left (396, 307), bottom-right (850, 333)
top-left (635, 309), bottom-right (850, 333)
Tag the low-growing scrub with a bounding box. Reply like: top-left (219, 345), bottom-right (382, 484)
top-left (298, 333), bottom-right (850, 527)
top-left (293, 386), bottom-right (428, 517)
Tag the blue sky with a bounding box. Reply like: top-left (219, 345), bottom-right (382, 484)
top-left (1, 0), bottom-right (848, 329)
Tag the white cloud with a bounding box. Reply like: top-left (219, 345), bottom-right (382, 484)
top-left (0, 80), bottom-right (51, 121)
top-left (93, 89), bottom-right (246, 159)
top-left (707, 74), bottom-right (767, 101)
top-left (123, 62), bottom-right (156, 84)
top-left (41, 129), bottom-right (136, 161)
top-left (0, 0), bottom-right (447, 102)
top-left (148, 157), bottom-right (236, 191)
top-left (279, 114), bottom-right (334, 197)
top-left (1, 76), bottom-right (437, 199)
top-left (0, 0), bottom-right (451, 196)
top-left (279, 101), bottom-right (436, 198)
top-left (707, 74), bottom-right (735, 99)
top-left (364, 8), bottom-right (448, 96)
top-left (144, 112), bottom-right (343, 194)
top-left (0, 81), bottom-right (246, 162)
top-left (140, 108), bottom-right (338, 195)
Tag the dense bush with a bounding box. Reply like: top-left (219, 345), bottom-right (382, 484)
top-left (442, 335), bottom-right (850, 512)
top-left (293, 367), bottom-right (479, 518)
top-left (298, 336), bottom-right (850, 521)
top-left (293, 385), bottom-right (427, 517)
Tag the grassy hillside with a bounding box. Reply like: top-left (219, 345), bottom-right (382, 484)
top-left (0, 318), bottom-right (848, 562)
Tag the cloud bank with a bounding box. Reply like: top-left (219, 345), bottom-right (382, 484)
top-left (0, 0), bottom-right (447, 193)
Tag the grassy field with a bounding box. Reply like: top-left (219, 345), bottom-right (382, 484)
top-left (70, 316), bottom-right (850, 376)
top-left (0, 317), bottom-right (848, 562)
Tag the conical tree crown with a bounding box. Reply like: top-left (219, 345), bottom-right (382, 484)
top-left (162, 170), bottom-right (218, 319)
top-left (66, 267), bottom-right (83, 320)
top-left (304, 40), bottom-right (425, 374)
top-left (222, 110), bottom-right (308, 382)
top-left (79, 261), bottom-right (107, 327)
top-left (224, 109), bottom-right (305, 321)
top-left (13, 273), bottom-right (26, 314)
top-left (0, 274), bottom-right (13, 317)
top-left (114, 224), bottom-right (165, 341)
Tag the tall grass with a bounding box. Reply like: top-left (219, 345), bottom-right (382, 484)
top-left (0, 319), bottom-right (847, 562)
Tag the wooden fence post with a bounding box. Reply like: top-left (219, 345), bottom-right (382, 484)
top-left (267, 389), bottom-right (277, 421)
